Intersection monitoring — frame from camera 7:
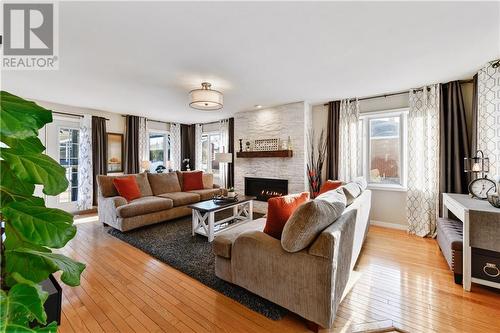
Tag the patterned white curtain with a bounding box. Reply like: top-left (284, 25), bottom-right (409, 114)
top-left (219, 119), bottom-right (230, 187)
top-left (195, 124), bottom-right (203, 170)
top-left (77, 115), bottom-right (92, 210)
top-left (138, 117), bottom-right (149, 168)
top-left (407, 85), bottom-right (440, 237)
top-left (170, 123), bottom-right (181, 171)
top-left (338, 98), bottom-right (362, 182)
top-left (477, 62), bottom-right (500, 176)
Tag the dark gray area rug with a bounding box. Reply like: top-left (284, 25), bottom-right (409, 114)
top-left (107, 211), bottom-right (288, 320)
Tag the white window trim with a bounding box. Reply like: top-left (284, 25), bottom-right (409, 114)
top-left (148, 129), bottom-right (171, 168)
top-left (360, 108), bottom-right (408, 192)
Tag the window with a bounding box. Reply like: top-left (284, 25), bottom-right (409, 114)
top-left (201, 132), bottom-right (221, 183)
top-left (59, 128), bottom-right (79, 203)
top-left (149, 131), bottom-right (171, 172)
top-left (361, 109), bottom-right (407, 189)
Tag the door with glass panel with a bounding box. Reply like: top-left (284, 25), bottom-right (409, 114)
top-left (201, 132), bottom-right (221, 183)
top-left (45, 118), bottom-right (80, 211)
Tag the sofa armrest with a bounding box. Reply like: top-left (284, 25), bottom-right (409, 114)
top-left (98, 195), bottom-right (127, 228)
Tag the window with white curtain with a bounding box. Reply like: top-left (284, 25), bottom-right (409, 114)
top-left (360, 108), bottom-right (408, 189)
top-left (148, 131), bottom-right (171, 172)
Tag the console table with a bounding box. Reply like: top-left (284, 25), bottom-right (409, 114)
top-left (442, 193), bottom-right (500, 291)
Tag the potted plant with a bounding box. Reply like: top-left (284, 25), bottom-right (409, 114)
top-left (227, 187), bottom-right (236, 198)
top-left (0, 91), bottom-right (86, 332)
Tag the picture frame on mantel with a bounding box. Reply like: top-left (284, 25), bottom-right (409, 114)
top-left (107, 132), bottom-right (124, 173)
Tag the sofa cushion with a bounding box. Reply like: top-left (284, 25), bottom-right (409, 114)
top-left (213, 218), bottom-right (266, 258)
top-left (188, 188), bottom-right (221, 201)
top-left (113, 176), bottom-right (141, 202)
top-left (263, 192), bottom-right (310, 240)
top-left (97, 173), bottom-right (153, 198)
top-left (116, 196), bottom-right (174, 218)
top-left (147, 172), bottom-right (182, 195)
top-left (342, 182), bottom-right (362, 205)
top-left (182, 171), bottom-right (204, 191)
top-left (318, 180), bottom-right (343, 195)
top-left (202, 173), bottom-right (214, 189)
top-left (281, 188), bottom-right (346, 253)
top-left (353, 177), bottom-right (368, 191)
top-left (159, 192), bottom-right (200, 206)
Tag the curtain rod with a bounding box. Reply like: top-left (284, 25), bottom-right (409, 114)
top-left (121, 115), bottom-right (172, 125)
top-left (323, 79), bottom-right (474, 106)
top-left (52, 111), bottom-right (110, 121)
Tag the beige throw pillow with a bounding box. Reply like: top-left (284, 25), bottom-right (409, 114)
top-left (147, 172), bottom-right (182, 195)
top-left (281, 188), bottom-right (346, 253)
top-left (202, 173), bottom-right (214, 189)
top-left (342, 182), bottom-right (362, 205)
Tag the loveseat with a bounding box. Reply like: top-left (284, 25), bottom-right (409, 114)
top-left (213, 179), bottom-right (371, 329)
top-left (97, 171), bottom-right (223, 231)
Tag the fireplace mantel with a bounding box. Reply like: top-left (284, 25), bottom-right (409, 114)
top-left (236, 150), bottom-right (293, 158)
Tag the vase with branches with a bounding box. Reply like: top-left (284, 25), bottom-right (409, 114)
top-left (307, 129), bottom-right (327, 198)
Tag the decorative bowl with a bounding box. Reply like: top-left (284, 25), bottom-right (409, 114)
top-left (213, 194), bottom-right (238, 204)
top-left (487, 193), bottom-right (500, 208)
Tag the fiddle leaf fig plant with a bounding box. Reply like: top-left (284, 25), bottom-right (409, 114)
top-left (0, 91), bottom-right (86, 332)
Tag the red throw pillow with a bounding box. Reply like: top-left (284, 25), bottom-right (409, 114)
top-left (113, 176), bottom-right (141, 202)
top-left (182, 171), bottom-right (204, 191)
top-left (318, 180), bottom-right (343, 195)
top-left (264, 192), bottom-right (310, 239)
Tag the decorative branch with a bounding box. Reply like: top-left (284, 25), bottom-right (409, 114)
top-left (307, 129), bottom-right (327, 198)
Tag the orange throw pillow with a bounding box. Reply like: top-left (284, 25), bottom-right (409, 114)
top-left (182, 171), bottom-right (204, 191)
top-left (318, 180), bottom-right (343, 195)
top-left (264, 192), bottom-right (310, 239)
top-left (113, 176), bottom-right (141, 202)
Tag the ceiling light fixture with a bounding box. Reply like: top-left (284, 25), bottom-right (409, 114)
top-left (255, 105), bottom-right (262, 109)
top-left (189, 82), bottom-right (223, 111)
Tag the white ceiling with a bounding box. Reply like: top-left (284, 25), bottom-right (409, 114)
top-left (2, 1), bottom-right (499, 124)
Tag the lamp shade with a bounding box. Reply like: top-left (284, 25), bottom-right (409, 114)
top-left (189, 82), bottom-right (223, 111)
top-left (214, 152), bottom-right (232, 163)
top-left (141, 160), bottom-right (151, 170)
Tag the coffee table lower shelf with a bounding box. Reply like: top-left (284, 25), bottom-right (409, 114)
top-left (191, 199), bottom-right (254, 242)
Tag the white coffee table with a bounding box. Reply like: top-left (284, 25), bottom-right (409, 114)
top-left (188, 195), bottom-right (255, 242)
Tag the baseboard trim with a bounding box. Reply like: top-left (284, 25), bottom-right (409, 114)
top-left (370, 220), bottom-right (407, 231)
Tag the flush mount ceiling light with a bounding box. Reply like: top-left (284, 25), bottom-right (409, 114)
top-left (189, 82), bottom-right (223, 111)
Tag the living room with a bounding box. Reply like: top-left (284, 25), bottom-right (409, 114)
top-left (1, 1), bottom-right (500, 333)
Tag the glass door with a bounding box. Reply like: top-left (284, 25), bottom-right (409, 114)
top-left (45, 118), bottom-right (80, 211)
top-left (201, 132), bottom-right (221, 184)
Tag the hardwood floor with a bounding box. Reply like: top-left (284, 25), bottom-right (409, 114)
top-left (55, 215), bottom-right (500, 333)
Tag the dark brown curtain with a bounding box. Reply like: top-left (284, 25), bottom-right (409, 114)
top-left (471, 74), bottom-right (478, 154)
top-left (227, 117), bottom-right (235, 188)
top-left (326, 101), bottom-right (341, 180)
top-left (180, 124), bottom-right (196, 171)
top-left (439, 81), bottom-right (470, 196)
top-left (124, 115), bottom-right (140, 174)
top-left (91, 116), bottom-right (107, 206)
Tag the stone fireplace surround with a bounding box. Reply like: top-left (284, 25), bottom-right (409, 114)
top-left (234, 102), bottom-right (311, 213)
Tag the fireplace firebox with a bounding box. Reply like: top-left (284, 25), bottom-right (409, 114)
top-left (245, 177), bottom-right (288, 202)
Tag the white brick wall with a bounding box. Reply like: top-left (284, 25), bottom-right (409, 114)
top-left (234, 102), bottom-right (309, 213)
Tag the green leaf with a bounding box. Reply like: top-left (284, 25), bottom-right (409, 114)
top-left (0, 161), bottom-right (44, 207)
top-left (0, 91), bottom-right (53, 139)
top-left (0, 148), bottom-right (69, 195)
top-left (1, 136), bottom-right (46, 154)
top-left (0, 282), bottom-right (48, 329)
top-left (6, 248), bottom-right (86, 287)
top-left (3, 202), bottom-right (75, 248)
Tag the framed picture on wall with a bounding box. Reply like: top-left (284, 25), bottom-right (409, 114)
top-left (107, 133), bottom-right (124, 173)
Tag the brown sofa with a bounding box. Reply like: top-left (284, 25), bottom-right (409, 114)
top-left (97, 171), bottom-right (223, 231)
top-left (213, 179), bottom-right (371, 329)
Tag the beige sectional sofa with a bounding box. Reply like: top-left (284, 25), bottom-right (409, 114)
top-left (213, 179), bottom-right (371, 329)
top-left (97, 171), bottom-right (223, 231)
